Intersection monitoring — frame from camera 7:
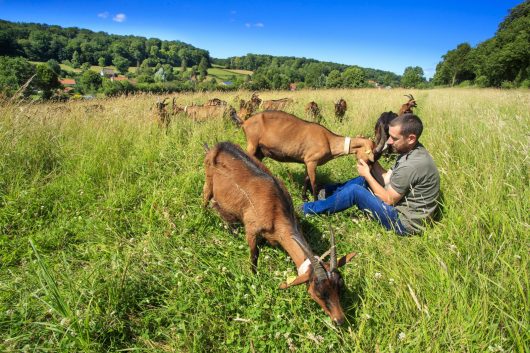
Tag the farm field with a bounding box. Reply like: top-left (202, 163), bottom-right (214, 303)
top-left (0, 88), bottom-right (528, 352)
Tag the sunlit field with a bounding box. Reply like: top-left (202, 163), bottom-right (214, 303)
top-left (1, 88), bottom-right (528, 352)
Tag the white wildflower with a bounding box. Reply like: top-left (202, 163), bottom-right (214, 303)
top-left (389, 278), bottom-right (395, 285)
top-left (374, 272), bottom-right (382, 279)
top-left (398, 332), bottom-right (406, 341)
top-left (59, 317), bottom-right (71, 327)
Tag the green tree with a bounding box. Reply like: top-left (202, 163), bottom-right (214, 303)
top-left (46, 59), bottom-right (61, 76)
top-left (401, 66), bottom-right (425, 88)
top-left (112, 55), bottom-right (130, 74)
top-left (71, 50), bottom-right (80, 68)
top-left (35, 63), bottom-right (60, 99)
top-left (326, 70), bottom-right (342, 88)
top-left (79, 69), bottom-right (102, 93)
top-left (0, 56), bottom-right (35, 97)
top-left (198, 57), bottom-right (209, 78)
top-left (433, 43), bottom-right (474, 86)
top-left (98, 57), bottom-right (106, 67)
top-left (341, 67), bottom-right (365, 88)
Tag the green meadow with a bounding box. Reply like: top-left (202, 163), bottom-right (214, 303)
top-left (0, 88), bottom-right (528, 352)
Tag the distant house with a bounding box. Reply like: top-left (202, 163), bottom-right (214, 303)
top-left (59, 78), bottom-right (76, 93)
top-left (100, 68), bottom-right (117, 78)
top-left (222, 81), bottom-right (233, 86)
top-left (59, 78), bottom-right (76, 86)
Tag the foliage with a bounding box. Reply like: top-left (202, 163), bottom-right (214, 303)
top-left (34, 64), bottom-right (61, 99)
top-left (433, 43), bottom-right (475, 86)
top-left (101, 79), bottom-right (136, 96)
top-left (401, 66), bottom-right (426, 88)
top-left (79, 70), bottom-right (102, 93)
top-left (341, 67), bottom-right (366, 88)
top-left (0, 19), bottom-right (211, 70)
top-left (0, 56), bottom-right (35, 97)
top-left (112, 56), bottom-right (130, 75)
top-left (46, 59), bottom-right (61, 76)
top-left (434, 1), bottom-right (530, 87)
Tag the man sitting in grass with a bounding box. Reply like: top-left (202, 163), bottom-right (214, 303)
top-left (302, 114), bottom-right (440, 235)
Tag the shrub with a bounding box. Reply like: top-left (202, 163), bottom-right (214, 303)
top-left (475, 76), bottom-right (489, 88)
top-left (500, 81), bottom-right (514, 89)
top-left (519, 79), bottom-right (530, 89)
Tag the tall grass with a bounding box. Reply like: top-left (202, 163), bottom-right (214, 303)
top-left (0, 88), bottom-right (528, 352)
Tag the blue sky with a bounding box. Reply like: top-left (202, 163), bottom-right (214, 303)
top-left (0, 0), bottom-right (522, 78)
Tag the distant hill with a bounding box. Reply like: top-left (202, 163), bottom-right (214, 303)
top-left (0, 19), bottom-right (400, 87)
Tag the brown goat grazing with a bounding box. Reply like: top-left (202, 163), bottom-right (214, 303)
top-left (206, 98), bottom-right (227, 106)
top-left (305, 101), bottom-right (322, 123)
top-left (261, 97), bottom-right (293, 111)
top-left (234, 111), bottom-right (375, 201)
top-left (398, 94), bottom-right (417, 116)
top-left (176, 103), bottom-right (237, 122)
top-left (238, 93), bottom-right (262, 120)
top-left (155, 98), bottom-right (171, 129)
top-left (203, 141), bottom-right (356, 324)
top-left (334, 98), bottom-right (347, 121)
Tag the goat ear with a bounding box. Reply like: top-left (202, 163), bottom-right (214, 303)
top-left (337, 252), bottom-right (357, 268)
top-left (279, 271), bottom-right (311, 289)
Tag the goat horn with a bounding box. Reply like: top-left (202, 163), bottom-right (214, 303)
top-left (329, 225), bottom-right (337, 272)
top-left (292, 237), bottom-right (327, 281)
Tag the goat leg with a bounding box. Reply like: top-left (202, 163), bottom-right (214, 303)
top-left (245, 230), bottom-right (260, 274)
top-left (306, 162), bottom-right (319, 201)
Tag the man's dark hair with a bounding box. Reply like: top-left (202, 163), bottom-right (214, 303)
top-left (390, 113), bottom-right (423, 139)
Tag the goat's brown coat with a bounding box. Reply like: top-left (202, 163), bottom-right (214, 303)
top-left (240, 111), bottom-right (375, 200)
top-left (203, 142), bottom-right (356, 324)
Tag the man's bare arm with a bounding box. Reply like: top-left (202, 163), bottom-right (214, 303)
top-left (358, 160), bottom-right (402, 205)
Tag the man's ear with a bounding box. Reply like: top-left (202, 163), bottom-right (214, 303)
top-left (407, 134), bottom-right (417, 145)
top-left (337, 252), bottom-right (357, 267)
top-left (279, 271), bottom-right (311, 289)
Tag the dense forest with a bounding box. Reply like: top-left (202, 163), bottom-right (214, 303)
top-left (0, 1), bottom-right (528, 99)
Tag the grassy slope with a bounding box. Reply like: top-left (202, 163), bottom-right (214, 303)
top-left (0, 89), bottom-right (528, 352)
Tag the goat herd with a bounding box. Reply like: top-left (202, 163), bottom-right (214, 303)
top-left (166, 93), bottom-right (416, 324)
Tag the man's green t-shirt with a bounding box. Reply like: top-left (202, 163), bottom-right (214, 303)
top-left (389, 143), bottom-right (440, 233)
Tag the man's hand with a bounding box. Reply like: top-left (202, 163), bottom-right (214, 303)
top-left (356, 159), bottom-right (371, 178)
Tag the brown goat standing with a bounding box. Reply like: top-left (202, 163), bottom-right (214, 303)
top-left (398, 94), bottom-right (417, 116)
top-left (155, 98), bottom-right (170, 129)
top-left (203, 141), bottom-right (356, 324)
top-left (334, 98), bottom-right (347, 121)
top-left (261, 97), bottom-right (293, 111)
top-left (233, 111), bottom-right (375, 201)
top-left (305, 101), bottom-right (322, 123)
top-left (238, 93), bottom-right (262, 120)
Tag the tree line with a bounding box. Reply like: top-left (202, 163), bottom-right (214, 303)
top-left (0, 1), bottom-right (528, 100)
top-left (433, 1), bottom-right (529, 88)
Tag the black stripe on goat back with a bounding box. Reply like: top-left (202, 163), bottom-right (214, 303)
top-left (215, 142), bottom-right (296, 217)
top-left (216, 142), bottom-right (274, 180)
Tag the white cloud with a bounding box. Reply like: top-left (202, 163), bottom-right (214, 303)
top-left (113, 13), bottom-right (126, 23)
top-left (245, 22), bottom-right (264, 28)
top-left (97, 11), bottom-right (109, 19)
